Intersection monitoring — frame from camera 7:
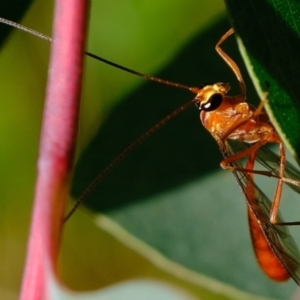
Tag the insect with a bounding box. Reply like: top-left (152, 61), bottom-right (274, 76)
top-left (195, 29), bottom-right (300, 283)
top-left (196, 29), bottom-right (300, 283)
top-left (2, 17), bottom-right (300, 285)
top-left (71, 28), bottom-right (300, 284)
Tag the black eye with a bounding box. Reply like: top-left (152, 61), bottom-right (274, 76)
top-left (201, 93), bottom-right (223, 112)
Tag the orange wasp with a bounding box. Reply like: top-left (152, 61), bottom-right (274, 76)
top-left (194, 28), bottom-right (300, 283)
top-left (75, 28), bottom-right (300, 284)
top-left (2, 17), bottom-right (300, 284)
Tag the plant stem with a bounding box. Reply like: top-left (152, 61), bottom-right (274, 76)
top-left (20, 1), bottom-right (90, 298)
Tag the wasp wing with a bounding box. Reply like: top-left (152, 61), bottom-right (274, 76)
top-left (224, 140), bottom-right (300, 284)
top-left (228, 139), bottom-right (300, 194)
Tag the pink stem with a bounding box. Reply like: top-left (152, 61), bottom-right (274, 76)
top-left (20, 1), bottom-right (90, 299)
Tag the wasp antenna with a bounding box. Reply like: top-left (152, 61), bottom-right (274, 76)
top-left (0, 17), bottom-right (199, 94)
top-left (64, 99), bottom-right (194, 222)
top-left (85, 51), bottom-right (198, 93)
top-left (0, 17), bottom-right (52, 42)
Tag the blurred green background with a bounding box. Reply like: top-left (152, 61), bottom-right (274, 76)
top-left (0, 0), bottom-right (299, 299)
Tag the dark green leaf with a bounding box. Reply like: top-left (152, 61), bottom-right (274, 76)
top-left (0, 0), bottom-right (34, 47)
top-left (225, 0), bottom-right (300, 162)
top-left (71, 13), bottom-right (299, 299)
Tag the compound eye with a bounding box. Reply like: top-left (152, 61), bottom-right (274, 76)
top-left (201, 93), bottom-right (223, 112)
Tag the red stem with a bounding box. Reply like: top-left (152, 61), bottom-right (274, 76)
top-left (20, 1), bottom-right (90, 299)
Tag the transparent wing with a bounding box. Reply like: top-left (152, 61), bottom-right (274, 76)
top-left (228, 139), bottom-right (300, 194)
top-left (224, 140), bottom-right (300, 284)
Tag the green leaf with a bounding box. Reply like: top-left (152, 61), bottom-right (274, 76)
top-left (70, 4), bottom-right (299, 300)
top-left (225, 0), bottom-right (300, 161)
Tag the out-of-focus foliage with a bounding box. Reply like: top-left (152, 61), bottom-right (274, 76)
top-left (1, 0), bottom-right (300, 299)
